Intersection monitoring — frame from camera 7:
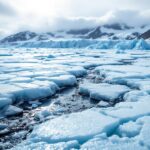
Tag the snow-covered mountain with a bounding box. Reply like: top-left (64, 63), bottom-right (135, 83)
top-left (0, 31), bottom-right (37, 43)
top-left (139, 29), bottom-right (150, 39)
top-left (0, 31), bottom-right (55, 43)
top-left (0, 23), bottom-right (150, 45)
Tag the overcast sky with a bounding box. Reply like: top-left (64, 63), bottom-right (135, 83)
top-left (0, 0), bottom-right (150, 36)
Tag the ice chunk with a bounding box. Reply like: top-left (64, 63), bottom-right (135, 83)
top-left (49, 75), bottom-right (77, 88)
top-left (114, 116), bottom-right (150, 149)
top-left (0, 84), bottom-right (23, 95)
top-left (31, 81), bottom-right (59, 95)
top-left (117, 121), bottom-right (141, 137)
top-left (103, 99), bottom-right (150, 122)
top-left (67, 66), bottom-right (87, 77)
top-left (29, 109), bottom-right (119, 143)
top-left (0, 82), bottom-right (58, 103)
top-left (94, 65), bottom-right (150, 83)
top-left (14, 86), bottom-right (56, 102)
top-left (0, 124), bottom-right (8, 130)
top-left (81, 135), bottom-right (148, 150)
top-left (47, 54), bottom-right (55, 58)
top-left (12, 140), bottom-right (79, 150)
top-left (97, 101), bottom-right (110, 107)
top-left (12, 131), bottom-right (28, 139)
top-left (123, 90), bottom-right (149, 102)
top-left (0, 98), bottom-right (12, 109)
top-left (10, 77), bottom-right (32, 83)
top-left (79, 83), bottom-right (130, 102)
top-left (4, 105), bottom-right (23, 117)
top-left (137, 116), bottom-right (150, 148)
top-left (120, 79), bottom-right (150, 93)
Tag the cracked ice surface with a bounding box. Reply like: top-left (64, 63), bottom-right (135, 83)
top-left (13, 95), bottom-right (150, 150)
top-left (0, 47), bottom-right (150, 149)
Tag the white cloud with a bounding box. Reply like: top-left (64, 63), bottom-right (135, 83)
top-left (49, 9), bottom-right (150, 30)
top-left (0, 1), bottom-right (16, 16)
top-left (0, 0), bottom-right (150, 37)
top-left (99, 9), bottom-right (150, 26)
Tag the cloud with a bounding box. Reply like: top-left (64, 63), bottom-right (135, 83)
top-left (65, 0), bottom-right (150, 17)
top-left (50, 9), bottom-right (150, 31)
top-left (99, 9), bottom-right (150, 26)
top-left (0, 1), bottom-right (17, 37)
top-left (50, 17), bottom-right (100, 30)
top-left (0, 1), bottom-right (16, 16)
top-left (0, 0), bottom-right (150, 37)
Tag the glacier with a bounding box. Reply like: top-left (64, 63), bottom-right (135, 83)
top-left (1, 39), bottom-right (150, 50)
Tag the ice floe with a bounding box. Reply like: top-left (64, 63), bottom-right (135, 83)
top-left (0, 46), bottom-right (150, 149)
top-left (79, 82), bottom-right (130, 102)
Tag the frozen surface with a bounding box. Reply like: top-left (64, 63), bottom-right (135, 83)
top-left (14, 91), bottom-right (150, 149)
top-left (12, 140), bottom-right (80, 150)
top-left (49, 75), bottom-right (77, 88)
top-left (0, 98), bottom-right (12, 109)
top-left (0, 48), bottom-right (127, 112)
top-left (29, 109), bottom-right (119, 143)
top-left (13, 98), bottom-right (150, 149)
top-left (79, 82), bottom-right (130, 102)
top-left (4, 105), bottom-right (23, 117)
top-left (103, 98), bottom-right (150, 121)
top-left (0, 47), bottom-right (150, 149)
top-left (81, 135), bottom-right (148, 150)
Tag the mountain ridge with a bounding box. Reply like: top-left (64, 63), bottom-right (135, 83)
top-left (0, 23), bottom-right (150, 44)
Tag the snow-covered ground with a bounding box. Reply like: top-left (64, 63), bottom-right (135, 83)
top-left (0, 46), bottom-right (150, 149)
